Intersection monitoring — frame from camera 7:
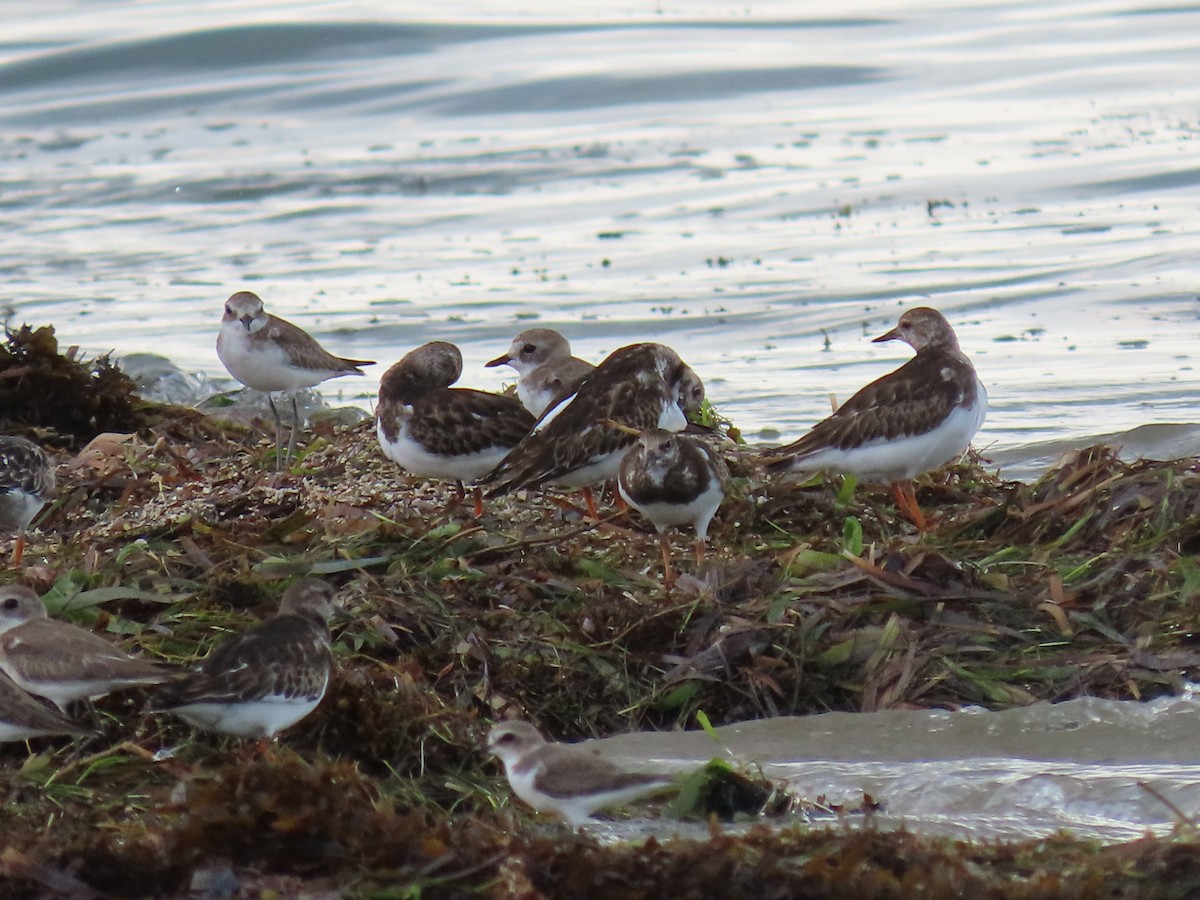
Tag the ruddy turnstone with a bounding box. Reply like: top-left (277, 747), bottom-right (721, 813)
top-left (216, 290), bottom-right (374, 468)
top-left (484, 328), bottom-right (595, 418)
top-left (149, 577), bottom-right (334, 740)
top-left (0, 585), bottom-right (174, 711)
top-left (486, 720), bottom-right (675, 828)
top-left (763, 307), bottom-right (986, 529)
top-left (0, 670), bottom-right (94, 742)
top-left (376, 342), bottom-right (534, 516)
top-left (480, 342), bottom-right (702, 516)
top-left (0, 436), bottom-right (56, 565)
top-left (618, 429), bottom-right (729, 585)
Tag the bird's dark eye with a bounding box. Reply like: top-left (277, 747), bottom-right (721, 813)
top-left (522, 344), bottom-right (537, 355)
top-left (2, 597), bottom-right (17, 610)
top-left (498, 733), bottom-right (516, 745)
top-left (225, 305), bottom-right (233, 315)
top-left (662, 440), bottom-right (673, 451)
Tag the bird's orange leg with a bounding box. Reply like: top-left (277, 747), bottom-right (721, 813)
top-left (891, 480), bottom-right (929, 531)
top-left (660, 533), bottom-right (676, 588)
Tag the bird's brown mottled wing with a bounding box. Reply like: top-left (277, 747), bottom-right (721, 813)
top-left (482, 354), bottom-right (672, 496)
top-left (409, 390), bottom-right (535, 457)
top-left (766, 351), bottom-right (976, 465)
top-left (0, 438), bottom-right (54, 499)
top-left (153, 616), bottom-right (331, 707)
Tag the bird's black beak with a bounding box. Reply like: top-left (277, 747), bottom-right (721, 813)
top-left (872, 325), bottom-right (900, 343)
top-left (485, 353), bottom-right (511, 368)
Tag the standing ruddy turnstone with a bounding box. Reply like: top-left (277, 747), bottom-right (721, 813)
top-left (0, 585), bottom-right (174, 711)
top-left (763, 307), bottom-right (986, 530)
top-left (216, 290), bottom-right (374, 468)
top-left (0, 670), bottom-right (94, 742)
top-left (480, 342), bottom-right (702, 517)
top-left (487, 720), bottom-right (676, 829)
top-left (484, 328), bottom-right (595, 418)
top-left (0, 436), bottom-right (56, 565)
top-left (376, 342), bottom-right (534, 516)
top-left (618, 429), bottom-right (729, 586)
top-left (149, 578), bottom-right (334, 740)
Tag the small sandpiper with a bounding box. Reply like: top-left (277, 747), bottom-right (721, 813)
top-left (618, 429), bottom-right (729, 586)
top-left (0, 585), bottom-right (174, 711)
top-left (149, 578), bottom-right (334, 740)
top-left (0, 435), bottom-right (56, 565)
top-left (216, 291), bottom-right (374, 468)
top-left (487, 720), bottom-right (676, 829)
top-left (480, 342), bottom-right (702, 517)
top-left (0, 669), bottom-right (95, 743)
top-left (485, 328), bottom-right (595, 419)
top-left (763, 307), bottom-right (987, 530)
top-left (376, 342), bottom-right (535, 516)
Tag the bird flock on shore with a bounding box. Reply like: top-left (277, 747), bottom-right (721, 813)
top-left (0, 290), bottom-right (987, 827)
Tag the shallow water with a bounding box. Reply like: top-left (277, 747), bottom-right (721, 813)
top-left (592, 690), bottom-right (1200, 843)
top-left (3, 1), bottom-right (1200, 475)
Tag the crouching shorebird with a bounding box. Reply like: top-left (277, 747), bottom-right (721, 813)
top-left (0, 436), bottom-right (56, 566)
top-left (487, 720), bottom-right (676, 829)
top-left (0, 586), bottom-right (174, 711)
top-left (484, 328), bottom-right (595, 419)
top-left (149, 578), bottom-right (334, 741)
top-left (376, 342), bottom-right (534, 516)
top-left (480, 342), bottom-right (703, 518)
top-left (216, 291), bottom-right (374, 468)
top-left (762, 307), bottom-right (986, 530)
top-left (618, 429), bottom-right (728, 586)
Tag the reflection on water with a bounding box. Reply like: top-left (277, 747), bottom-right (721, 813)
top-left (2, 1), bottom-right (1200, 475)
top-left (591, 691), bottom-right (1200, 843)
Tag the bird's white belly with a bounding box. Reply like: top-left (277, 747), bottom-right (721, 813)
top-left (798, 391), bottom-right (986, 482)
top-left (376, 418), bottom-right (508, 482)
top-left (218, 326), bottom-right (330, 392)
top-left (0, 488), bottom-right (46, 531)
top-left (172, 696), bottom-right (320, 738)
top-left (622, 480), bottom-right (724, 540)
top-left (549, 452), bottom-right (623, 489)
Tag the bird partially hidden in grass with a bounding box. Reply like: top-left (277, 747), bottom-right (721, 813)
top-left (0, 585), bottom-right (175, 711)
top-left (487, 720), bottom-right (677, 829)
top-left (0, 436), bottom-right (56, 566)
top-left (618, 428), bottom-right (729, 587)
top-left (762, 307), bottom-right (986, 530)
top-left (216, 290), bottom-right (374, 469)
top-left (148, 577), bottom-right (334, 743)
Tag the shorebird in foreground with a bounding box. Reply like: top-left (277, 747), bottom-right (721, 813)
top-left (618, 429), bottom-right (729, 586)
top-left (0, 436), bottom-right (56, 565)
top-left (0, 669), bottom-right (94, 743)
top-left (485, 328), bottom-right (595, 418)
top-left (376, 342), bottom-right (534, 516)
top-left (0, 585), bottom-right (174, 711)
top-left (216, 291), bottom-right (374, 468)
top-left (487, 720), bottom-right (676, 828)
top-left (480, 342), bottom-right (702, 517)
top-left (149, 578), bottom-right (334, 740)
top-left (763, 307), bottom-right (986, 530)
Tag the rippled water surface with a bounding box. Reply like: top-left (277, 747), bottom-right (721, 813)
top-left (593, 690), bottom-right (1200, 843)
top-left (4, 1), bottom-right (1200, 475)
